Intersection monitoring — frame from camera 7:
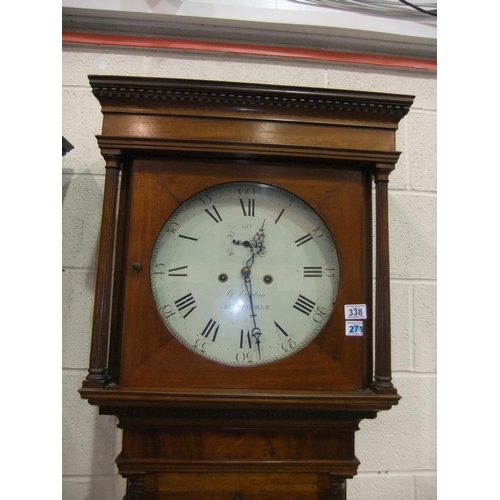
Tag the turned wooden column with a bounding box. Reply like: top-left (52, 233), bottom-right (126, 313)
top-left (318, 474), bottom-right (347, 500)
top-left (124, 475), bottom-right (145, 500)
top-left (331, 480), bottom-right (347, 500)
top-left (83, 149), bottom-right (122, 388)
top-left (371, 163), bottom-right (396, 394)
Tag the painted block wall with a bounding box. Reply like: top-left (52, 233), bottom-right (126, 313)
top-left (62, 44), bottom-right (437, 500)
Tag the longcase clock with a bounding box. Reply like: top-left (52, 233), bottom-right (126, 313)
top-left (79, 75), bottom-right (413, 499)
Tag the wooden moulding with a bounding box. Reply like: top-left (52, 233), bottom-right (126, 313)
top-left (90, 75), bottom-right (412, 163)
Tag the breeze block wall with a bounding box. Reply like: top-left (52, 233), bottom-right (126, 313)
top-left (62, 43), bottom-right (437, 500)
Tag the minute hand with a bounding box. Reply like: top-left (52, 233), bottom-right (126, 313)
top-left (241, 219), bottom-right (266, 360)
top-left (243, 274), bottom-right (262, 360)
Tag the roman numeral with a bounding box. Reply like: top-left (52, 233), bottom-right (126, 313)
top-left (174, 293), bottom-right (197, 318)
top-left (205, 205), bottom-right (223, 223)
top-left (275, 208), bottom-right (285, 224)
top-left (274, 321), bottom-right (289, 338)
top-left (240, 329), bottom-right (252, 349)
top-left (168, 265), bottom-right (188, 277)
top-left (295, 233), bottom-right (313, 247)
top-left (201, 318), bottom-right (220, 342)
top-left (303, 266), bottom-right (322, 278)
top-left (240, 198), bottom-right (255, 216)
top-left (293, 294), bottom-right (316, 316)
top-left (178, 234), bottom-right (199, 241)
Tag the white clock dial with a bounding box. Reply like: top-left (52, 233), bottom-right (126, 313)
top-left (150, 181), bottom-right (340, 366)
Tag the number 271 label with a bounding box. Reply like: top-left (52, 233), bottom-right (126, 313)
top-left (344, 304), bottom-right (367, 319)
top-left (346, 321), bottom-right (363, 336)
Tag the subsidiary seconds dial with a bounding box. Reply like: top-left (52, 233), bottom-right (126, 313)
top-left (150, 181), bottom-right (341, 366)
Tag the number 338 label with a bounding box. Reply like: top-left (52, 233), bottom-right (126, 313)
top-left (344, 304), bottom-right (367, 319)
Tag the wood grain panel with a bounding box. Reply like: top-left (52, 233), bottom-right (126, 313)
top-left (118, 157), bottom-right (368, 390)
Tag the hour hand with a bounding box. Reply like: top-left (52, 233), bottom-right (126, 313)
top-left (232, 239), bottom-right (252, 248)
top-left (243, 273), bottom-right (262, 360)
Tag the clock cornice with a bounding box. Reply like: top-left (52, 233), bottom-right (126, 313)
top-left (89, 76), bottom-right (414, 164)
top-left (89, 75), bottom-right (413, 119)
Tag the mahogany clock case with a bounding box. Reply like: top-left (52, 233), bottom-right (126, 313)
top-left (116, 154), bottom-right (372, 393)
top-left (76, 76), bottom-right (413, 500)
top-left (79, 76), bottom-right (413, 410)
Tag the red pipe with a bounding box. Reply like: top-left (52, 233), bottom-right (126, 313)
top-left (62, 31), bottom-right (436, 71)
